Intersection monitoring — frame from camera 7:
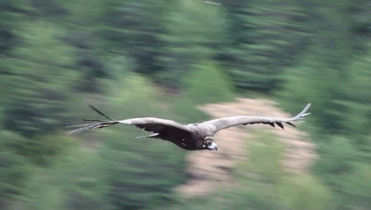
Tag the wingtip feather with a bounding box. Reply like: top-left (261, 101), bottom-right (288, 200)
top-left (292, 103), bottom-right (311, 121)
top-left (88, 105), bottom-right (114, 121)
top-left (276, 122), bottom-right (284, 129)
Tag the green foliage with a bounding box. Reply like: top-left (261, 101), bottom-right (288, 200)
top-left (226, 132), bottom-right (334, 210)
top-left (94, 75), bottom-right (187, 210)
top-left (241, 132), bottom-right (285, 184)
top-left (0, 0), bottom-right (370, 209)
top-left (25, 144), bottom-right (108, 210)
top-left (12, 75), bottom-right (188, 210)
top-left (220, 0), bottom-right (307, 92)
top-left (101, 0), bottom-right (167, 75)
top-left (181, 62), bottom-right (234, 105)
top-left (275, 7), bottom-right (371, 209)
top-left (314, 137), bottom-right (356, 178)
top-left (158, 0), bottom-right (226, 87)
top-left (173, 96), bottom-right (209, 124)
top-left (230, 132), bottom-right (287, 209)
top-left (313, 137), bottom-right (370, 210)
top-left (340, 163), bottom-right (371, 209)
top-left (28, 0), bottom-right (67, 18)
top-left (1, 21), bottom-right (77, 137)
top-left (277, 175), bottom-right (334, 210)
top-left (173, 61), bottom-right (234, 123)
top-left (340, 51), bottom-right (371, 144)
top-left (99, 137), bottom-right (186, 210)
top-left (163, 132), bottom-right (334, 210)
top-left (0, 131), bottom-right (29, 206)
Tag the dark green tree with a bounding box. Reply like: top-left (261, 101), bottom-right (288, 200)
top-left (2, 22), bottom-right (77, 137)
top-left (97, 75), bottom-right (187, 210)
top-left (158, 0), bottom-right (227, 87)
top-left (101, 0), bottom-right (168, 75)
top-left (25, 143), bottom-right (108, 210)
top-left (220, 0), bottom-right (308, 92)
top-left (0, 131), bottom-right (29, 209)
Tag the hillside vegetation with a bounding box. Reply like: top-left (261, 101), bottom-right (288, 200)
top-left (0, 0), bottom-right (370, 210)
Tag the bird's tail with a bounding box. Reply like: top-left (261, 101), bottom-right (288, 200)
top-left (65, 105), bottom-right (118, 135)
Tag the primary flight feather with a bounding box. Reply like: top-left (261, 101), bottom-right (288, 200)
top-left (66, 103), bottom-right (311, 151)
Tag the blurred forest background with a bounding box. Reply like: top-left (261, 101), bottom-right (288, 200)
top-left (0, 0), bottom-right (370, 209)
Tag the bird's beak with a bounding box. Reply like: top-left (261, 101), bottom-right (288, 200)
top-left (207, 142), bottom-right (218, 151)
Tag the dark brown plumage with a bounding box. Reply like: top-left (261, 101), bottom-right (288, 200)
top-left (66, 104), bottom-right (311, 151)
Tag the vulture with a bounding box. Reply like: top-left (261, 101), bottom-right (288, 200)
top-left (66, 103), bottom-right (311, 151)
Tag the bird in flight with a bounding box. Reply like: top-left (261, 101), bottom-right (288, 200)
top-left (66, 103), bottom-right (311, 151)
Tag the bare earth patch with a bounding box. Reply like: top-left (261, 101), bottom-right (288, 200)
top-left (174, 98), bottom-right (317, 197)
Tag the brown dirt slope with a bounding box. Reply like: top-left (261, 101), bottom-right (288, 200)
top-left (174, 98), bottom-right (317, 197)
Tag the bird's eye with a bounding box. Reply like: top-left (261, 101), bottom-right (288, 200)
top-left (207, 142), bottom-right (212, 146)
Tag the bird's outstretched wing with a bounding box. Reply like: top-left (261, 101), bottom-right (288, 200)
top-left (201, 103), bottom-right (311, 134)
top-left (66, 106), bottom-right (192, 144)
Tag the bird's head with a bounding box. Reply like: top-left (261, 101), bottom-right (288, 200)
top-left (204, 137), bottom-right (218, 151)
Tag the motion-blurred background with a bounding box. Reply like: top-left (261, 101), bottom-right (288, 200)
top-left (0, 0), bottom-right (370, 209)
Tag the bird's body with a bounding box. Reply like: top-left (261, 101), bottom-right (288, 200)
top-left (109, 118), bottom-right (214, 150)
top-left (67, 104), bottom-right (311, 151)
